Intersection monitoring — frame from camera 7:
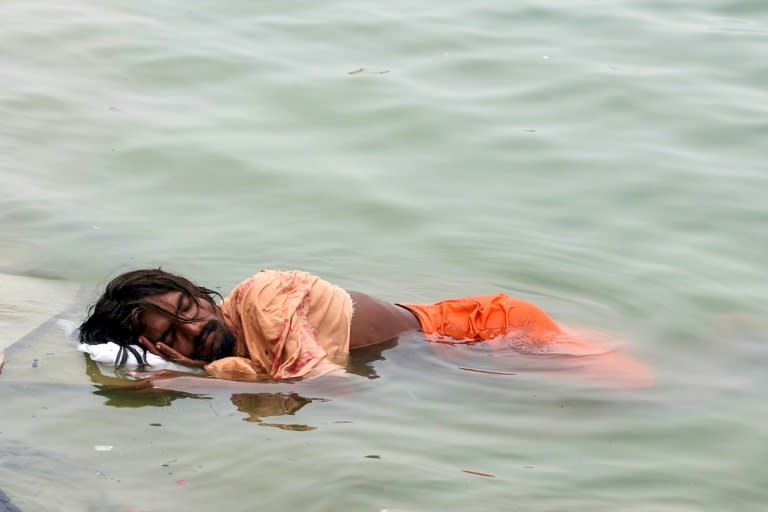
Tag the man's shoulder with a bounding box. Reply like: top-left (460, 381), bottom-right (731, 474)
top-left (228, 269), bottom-right (317, 297)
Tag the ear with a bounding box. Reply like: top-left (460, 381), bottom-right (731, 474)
top-left (138, 335), bottom-right (162, 357)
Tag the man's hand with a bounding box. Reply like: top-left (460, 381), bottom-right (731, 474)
top-left (154, 342), bottom-right (207, 368)
top-left (138, 337), bottom-right (207, 368)
top-left (126, 369), bottom-right (198, 382)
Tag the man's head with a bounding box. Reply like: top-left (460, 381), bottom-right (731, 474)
top-left (79, 269), bottom-right (236, 364)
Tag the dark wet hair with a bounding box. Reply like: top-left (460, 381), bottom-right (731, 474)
top-left (78, 269), bottom-right (221, 365)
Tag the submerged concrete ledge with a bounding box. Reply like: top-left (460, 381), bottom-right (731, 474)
top-left (0, 488), bottom-right (22, 512)
top-left (0, 273), bottom-right (78, 374)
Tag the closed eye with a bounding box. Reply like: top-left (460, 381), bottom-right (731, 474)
top-left (179, 295), bottom-right (199, 320)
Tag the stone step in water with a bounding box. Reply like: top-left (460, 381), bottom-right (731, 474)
top-left (0, 273), bottom-right (79, 375)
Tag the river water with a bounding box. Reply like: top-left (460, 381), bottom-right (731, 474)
top-left (1, 1), bottom-right (766, 510)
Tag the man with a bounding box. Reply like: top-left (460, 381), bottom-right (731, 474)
top-left (79, 268), bottom-right (653, 385)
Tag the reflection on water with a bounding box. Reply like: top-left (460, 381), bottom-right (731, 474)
top-left (231, 392), bottom-right (326, 431)
top-left (92, 383), bottom-right (211, 408)
top-left (84, 355), bottom-right (327, 429)
top-left (85, 356), bottom-right (212, 408)
top-left (84, 336), bottom-right (401, 420)
top-left (344, 336), bottom-right (398, 379)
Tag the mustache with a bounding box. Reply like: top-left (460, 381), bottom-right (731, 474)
top-left (191, 320), bottom-right (222, 360)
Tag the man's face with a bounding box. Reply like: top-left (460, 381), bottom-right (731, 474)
top-left (137, 291), bottom-right (236, 362)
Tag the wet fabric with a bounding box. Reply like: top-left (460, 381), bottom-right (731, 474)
top-left (398, 293), bottom-right (564, 343)
top-left (399, 293), bottom-right (655, 388)
top-left (204, 269), bottom-right (353, 380)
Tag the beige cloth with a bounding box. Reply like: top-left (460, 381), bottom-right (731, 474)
top-left (204, 269), bottom-right (353, 381)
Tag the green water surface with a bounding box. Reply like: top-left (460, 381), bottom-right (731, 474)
top-left (1, 1), bottom-right (766, 510)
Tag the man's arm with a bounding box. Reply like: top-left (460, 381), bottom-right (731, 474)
top-left (347, 291), bottom-right (420, 350)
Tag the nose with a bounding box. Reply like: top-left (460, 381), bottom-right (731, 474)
top-left (177, 318), bottom-right (206, 343)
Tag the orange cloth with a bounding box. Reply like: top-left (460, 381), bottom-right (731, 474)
top-left (204, 269), bottom-right (353, 381)
top-left (399, 293), bottom-right (564, 342)
top-left (400, 293), bottom-right (655, 388)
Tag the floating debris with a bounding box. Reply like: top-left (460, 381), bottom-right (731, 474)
top-left (348, 68), bottom-right (390, 75)
top-left (462, 469), bottom-right (496, 478)
top-left (459, 367), bottom-right (517, 376)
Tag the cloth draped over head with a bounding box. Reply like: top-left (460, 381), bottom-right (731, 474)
top-left (204, 269), bottom-right (353, 381)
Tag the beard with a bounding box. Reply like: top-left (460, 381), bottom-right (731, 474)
top-left (193, 320), bottom-right (237, 362)
top-left (210, 328), bottom-right (236, 361)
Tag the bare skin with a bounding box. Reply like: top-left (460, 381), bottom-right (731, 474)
top-left (134, 289), bottom-right (420, 370)
top-left (347, 291), bottom-right (420, 349)
top-left (136, 291), bottom-right (227, 368)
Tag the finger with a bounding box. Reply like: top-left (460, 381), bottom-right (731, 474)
top-left (155, 344), bottom-right (206, 368)
top-left (155, 342), bottom-right (185, 362)
top-left (128, 370), bottom-right (179, 385)
top-left (127, 370), bottom-right (153, 380)
top-left (155, 344), bottom-right (203, 367)
top-left (138, 336), bottom-right (163, 357)
top-left (151, 369), bottom-right (187, 379)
